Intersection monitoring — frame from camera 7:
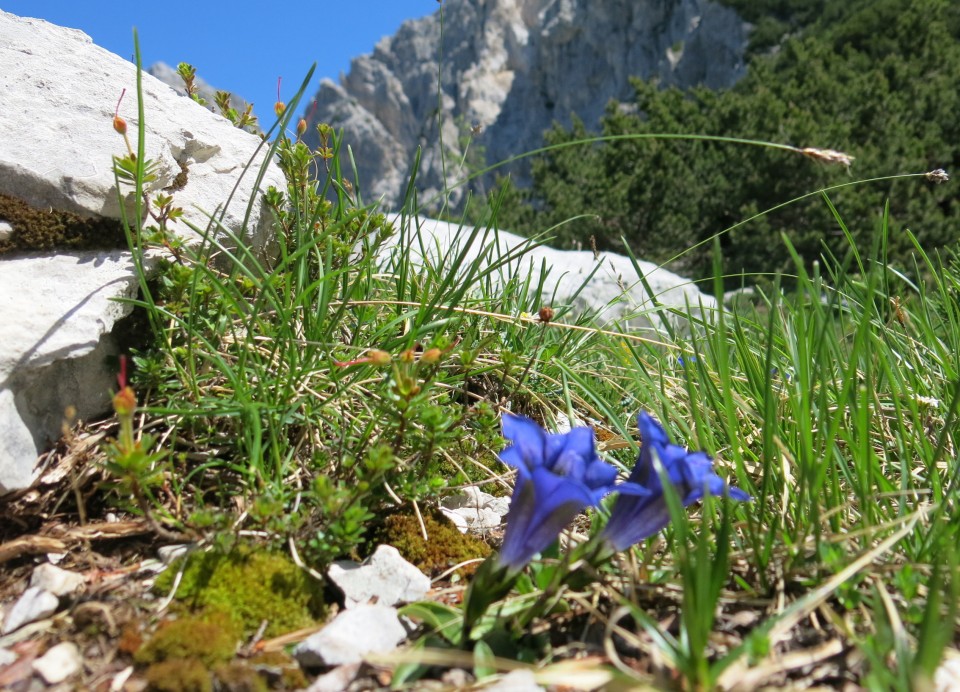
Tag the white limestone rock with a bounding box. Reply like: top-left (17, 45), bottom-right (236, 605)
top-left (0, 10), bottom-right (285, 493)
top-left (484, 669), bottom-right (544, 691)
top-left (0, 251), bottom-right (139, 493)
top-left (441, 486), bottom-right (510, 533)
top-left (293, 604), bottom-right (407, 668)
top-left (0, 10), bottom-right (281, 247)
top-left (304, 0), bottom-right (748, 208)
top-left (32, 642), bottom-right (82, 685)
top-left (381, 216), bottom-right (715, 332)
top-left (304, 662), bottom-right (363, 692)
top-left (30, 563), bottom-right (85, 597)
top-left (328, 544), bottom-right (431, 609)
top-left (2, 587), bottom-right (60, 634)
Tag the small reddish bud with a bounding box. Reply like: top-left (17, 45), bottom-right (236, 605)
top-left (296, 118), bottom-right (307, 137)
top-left (368, 349), bottom-right (392, 366)
top-left (274, 77), bottom-right (285, 118)
top-left (420, 348), bottom-right (442, 364)
top-left (538, 306), bottom-right (555, 323)
top-left (399, 349), bottom-right (416, 364)
top-left (113, 386), bottom-right (137, 417)
top-left (113, 89), bottom-right (128, 134)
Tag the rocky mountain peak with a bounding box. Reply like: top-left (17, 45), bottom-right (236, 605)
top-left (303, 0), bottom-right (748, 210)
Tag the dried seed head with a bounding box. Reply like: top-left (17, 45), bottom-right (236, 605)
top-left (925, 168), bottom-right (950, 184)
top-left (800, 147), bottom-right (854, 167)
top-left (538, 306), bottom-right (555, 324)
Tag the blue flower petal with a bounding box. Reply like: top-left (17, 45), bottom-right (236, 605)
top-left (601, 411), bottom-right (751, 552)
top-left (499, 467), bottom-right (597, 571)
top-left (495, 414), bottom-right (616, 572)
top-left (501, 414), bottom-right (548, 472)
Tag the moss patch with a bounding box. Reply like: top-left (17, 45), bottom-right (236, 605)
top-left (0, 192), bottom-right (126, 254)
top-left (134, 612), bottom-right (240, 667)
top-left (143, 658), bottom-right (212, 692)
top-left (153, 544), bottom-right (325, 638)
top-left (372, 508), bottom-right (491, 578)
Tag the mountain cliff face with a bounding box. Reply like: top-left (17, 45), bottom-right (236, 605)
top-left (303, 0), bottom-right (748, 210)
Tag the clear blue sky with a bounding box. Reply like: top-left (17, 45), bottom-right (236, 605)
top-left (2, 2), bottom-right (437, 119)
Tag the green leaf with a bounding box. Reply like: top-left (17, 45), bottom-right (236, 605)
top-left (472, 640), bottom-right (496, 680)
top-left (399, 601), bottom-right (463, 647)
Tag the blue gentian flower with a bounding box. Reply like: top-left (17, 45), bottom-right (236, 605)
top-left (497, 414), bottom-right (619, 573)
top-left (600, 411), bottom-right (751, 552)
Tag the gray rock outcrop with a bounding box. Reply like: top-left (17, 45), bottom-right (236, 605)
top-left (0, 10), bottom-right (284, 493)
top-left (304, 0), bottom-right (748, 209)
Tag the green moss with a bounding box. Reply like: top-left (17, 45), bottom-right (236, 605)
top-left (153, 544), bottom-right (325, 638)
top-left (373, 508), bottom-right (491, 578)
top-left (134, 612), bottom-right (239, 667)
top-left (143, 659), bottom-right (212, 692)
top-left (213, 661), bottom-right (269, 692)
top-left (0, 192), bottom-right (126, 254)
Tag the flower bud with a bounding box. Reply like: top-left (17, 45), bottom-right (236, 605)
top-left (113, 115), bottom-right (127, 135)
top-left (296, 118), bottom-right (307, 137)
top-left (113, 386), bottom-right (137, 417)
top-left (420, 348), bottom-right (443, 364)
top-left (274, 101), bottom-right (286, 118)
top-left (538, 306), bottom-right (555, 323)
top-left (367, 349), bottom-right (392, 366)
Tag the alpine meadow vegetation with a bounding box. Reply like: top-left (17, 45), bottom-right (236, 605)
top-left (79, 2), bottom-right (960, 688)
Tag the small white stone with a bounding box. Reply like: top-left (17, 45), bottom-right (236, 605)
top-left (440, 507), bottom-right (469, 533)
top-left (0, 221), bottom-right (12, 242)
top-left (935, 650), bottom-right (960, 691)
top-left (554, 412), bottom-right (572, 434)
top-left (441, 487), bottom-right (509, 532)
top-left (30, 563), bottom-right (85, 597)
top-left (2, 587), bottom-right (60, 634)
top-left (293, 604), bottom-right (406, 667)
top-left (328, 544), bottom-right (430, 609)
top-left (484, 669), bottom-right (544, 691)
top-left (109, 665), bottom-right (134, 692)
top-left (486, 496), bottom-right (510, 518)
top-left (32, 642), bottom-right (82, 684)
top-left (304, 662), bottom-right (362, 692)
